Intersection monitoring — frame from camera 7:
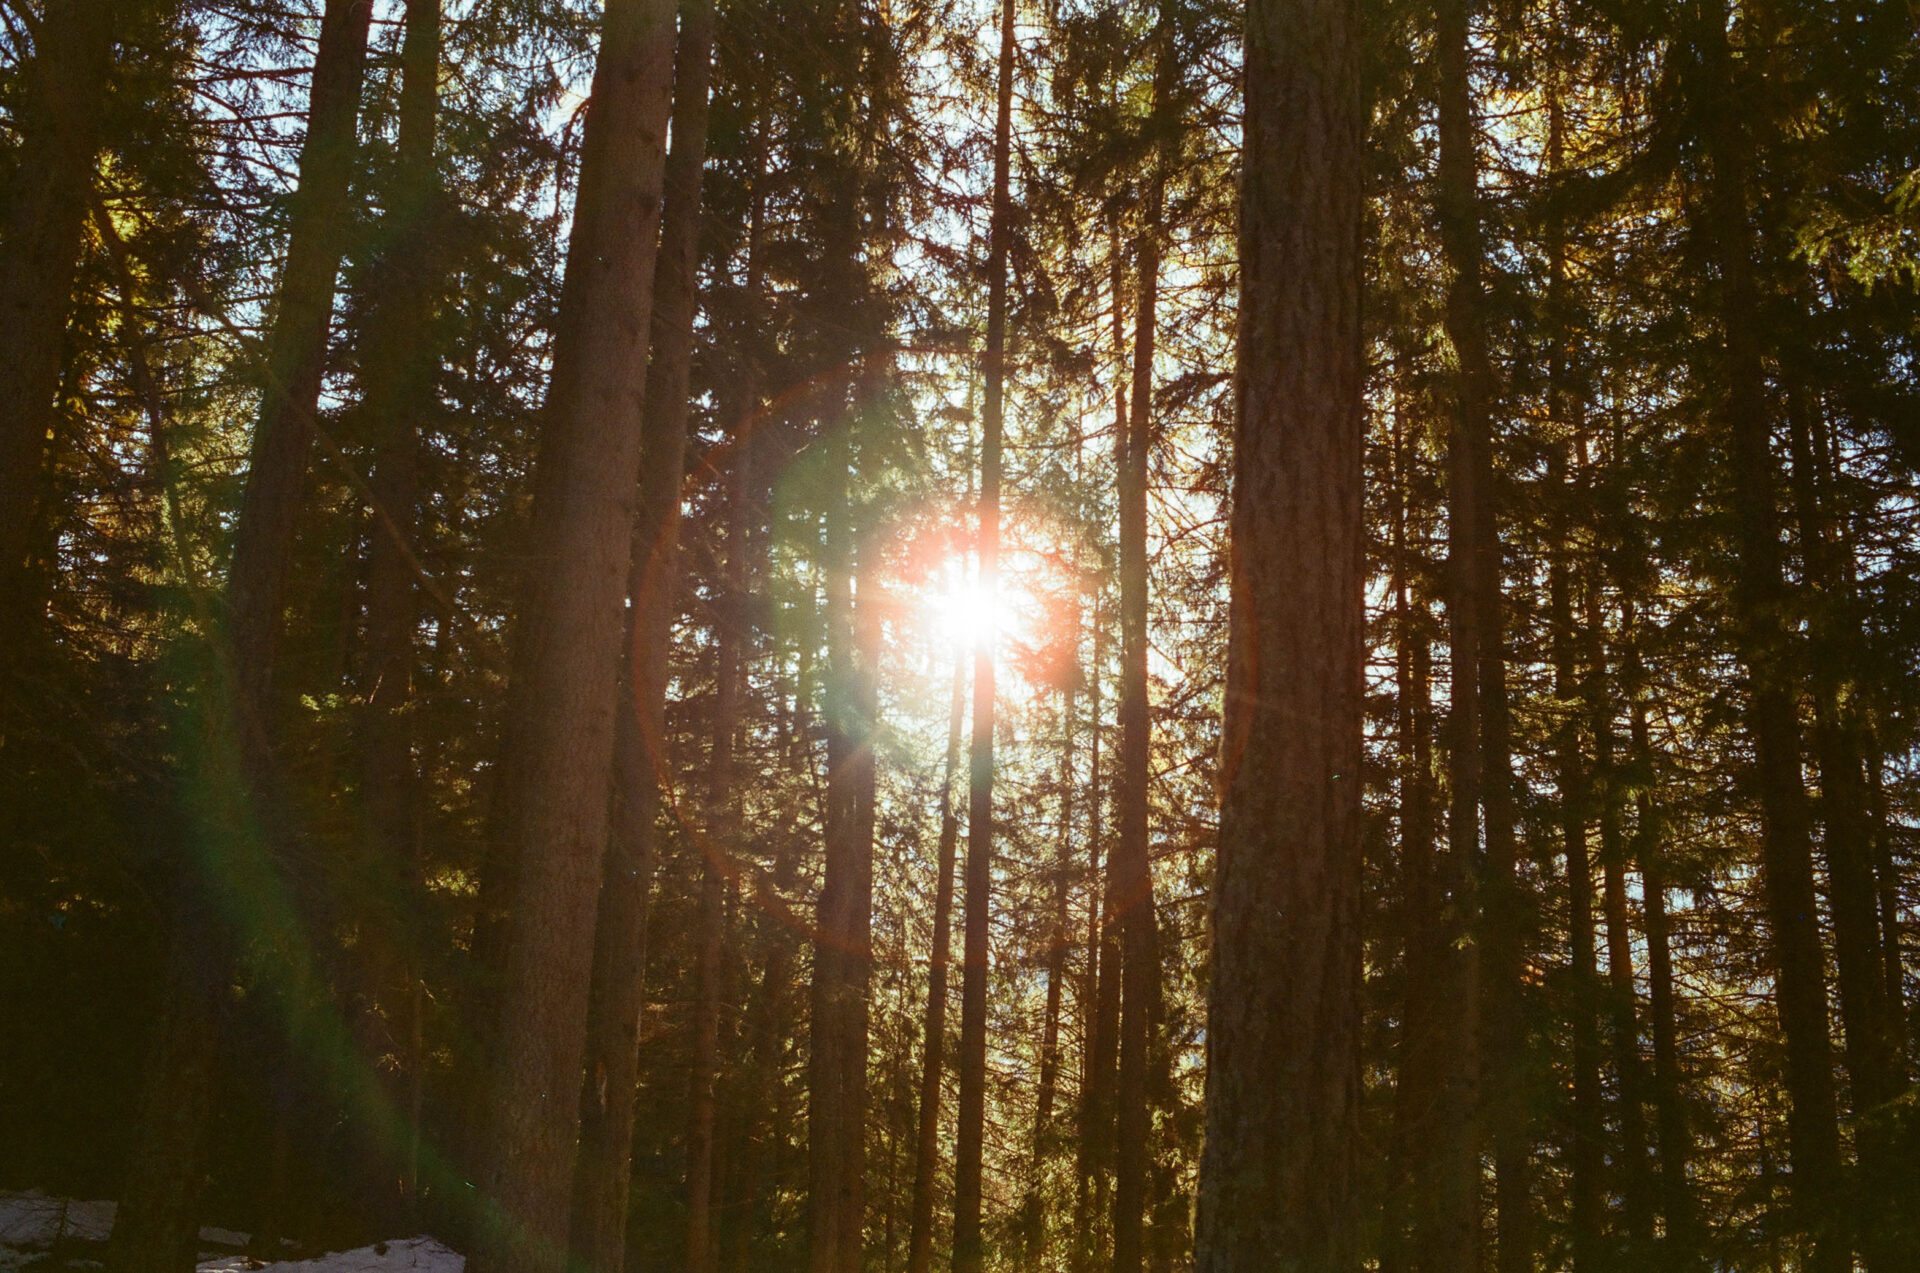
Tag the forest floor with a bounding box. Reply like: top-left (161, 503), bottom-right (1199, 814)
top-left (0, 1193), bottom-right (461, 1272)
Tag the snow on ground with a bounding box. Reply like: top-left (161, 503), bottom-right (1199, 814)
top-left (1, 1193), bottom-right (461, 1273)
top-left (0, 1193), bottom-right (117, 1249)
top-left (196, 1236), bottom-right (462, 1273)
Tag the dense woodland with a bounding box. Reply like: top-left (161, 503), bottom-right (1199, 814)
top-left (3, 0), bottom-right (1920, 1270)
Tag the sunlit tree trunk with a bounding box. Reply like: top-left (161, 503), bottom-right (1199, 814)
top-left (1192, 0), bottom-right (1365, 1265)
top-left (464, 0), bottom-right (675, 1266)
top-left (554, 0), bottom-right (715, 1265)
top-left (953, 1), bottom-right (1016, 1267)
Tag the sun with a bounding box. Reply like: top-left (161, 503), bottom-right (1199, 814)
top-left (926, 561), bottom-right (1022, 653)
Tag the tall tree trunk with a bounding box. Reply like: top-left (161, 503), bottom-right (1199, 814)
top-left (1026, 670), bottom-right (1074, 1257)
top-left (1550, 445), bottom-right (1601, 1269)
top-left (355, 0), bottom-right (442, 1207)
top-left (1694, 8), bottom-right (1844, 1270)
top-left (1113, 17), bottom-right (1170, 1271)
top-left (0, 0), bottom-right (117, 633)
top-left (1074, 240), bottom-right (1126, 1273)
top-left (1541, 53), bottom-right (1602, 1266)
top-left (952, 0), bottom-right (1015, 1267)
top-left (808, 418), bottom-right (877, 1273)
top-left (1034, 688), bottom-right (1075, 1148)
top-left (464, 0), bottom-right (676, 1267)
top-left (110, 2), bottom-right (376, 1265)
top-left (905, 653), bottom-right (967, 1273)
top-left (1589, 615), bottom-right (1654, 1248)
top-left (1192, 0), bottom-right (1364, 1265)
top-left (1380, 381), bottom-right (1438, 1273)
top-left (1783, 387), bottom-right (1908, 1272)
top-left (1436, 1), bottom-right (1529, 1265)
top-left (1625, 621), bottom-right (1698, 1269)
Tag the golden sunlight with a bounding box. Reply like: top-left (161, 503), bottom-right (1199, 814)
top-left (924, 560), bottom-right (1022, 654)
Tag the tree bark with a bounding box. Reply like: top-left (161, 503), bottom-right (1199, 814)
top-left (953, 1), bottom-right (1016, 1268)
top-left (552, 1), bottom-right (715, 1267)
top-left (465, 0), bottom-right (676, 1267)
top-left (1192, 0), bottom-right (1364, 1265)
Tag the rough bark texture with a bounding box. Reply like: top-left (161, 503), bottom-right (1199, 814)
top-left (465, 0), bottom-right (675, 1268)
top-left (952, 2), bottom-right (1015, 1268)
top-left (1191, 0), bottom-right (1364, 1266)
top-left (0, 0), bottom-right (117, 632)
top-left (564, 2), bottom-right (715, 1267)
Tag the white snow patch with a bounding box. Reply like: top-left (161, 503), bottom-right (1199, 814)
top-left (1, 1193), bottom-right (459, 1273)
top-left (0, 1192), bottom-right (117, 1248)
top-left (195, 1236), bottom-right (462, 1273)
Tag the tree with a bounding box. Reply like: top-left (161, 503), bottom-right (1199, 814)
top-left (465, 0), bottom-right (676, 1267)
top-left (952, 1), bottom-right (1017, 1269)
top-left (1192, 0), bottom-right (1366, 1267)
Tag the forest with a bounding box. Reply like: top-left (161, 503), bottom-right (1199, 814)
top-left (2, 0), bottom-right (1919, 1270)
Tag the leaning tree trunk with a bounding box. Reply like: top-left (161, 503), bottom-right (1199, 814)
top-left (0, 0), bottom-right (117, 635)
top-left (110, 1), bottom-right (376, 1265)
top-left (464, 0), bottom-right (675, 1268)
top-left (565, 2), bottom-right (715, 1268)
top-left (952, 1), bottom-right (1016, 1268)
top-left (1191, 0), bottom-right (1365, 1266)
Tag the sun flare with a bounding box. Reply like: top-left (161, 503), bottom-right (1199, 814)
top-left (926, 563), bottom-right (1021, 653)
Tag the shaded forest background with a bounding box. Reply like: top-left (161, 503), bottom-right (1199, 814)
top-left (3, 0), bottom-right (1920, 1270)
